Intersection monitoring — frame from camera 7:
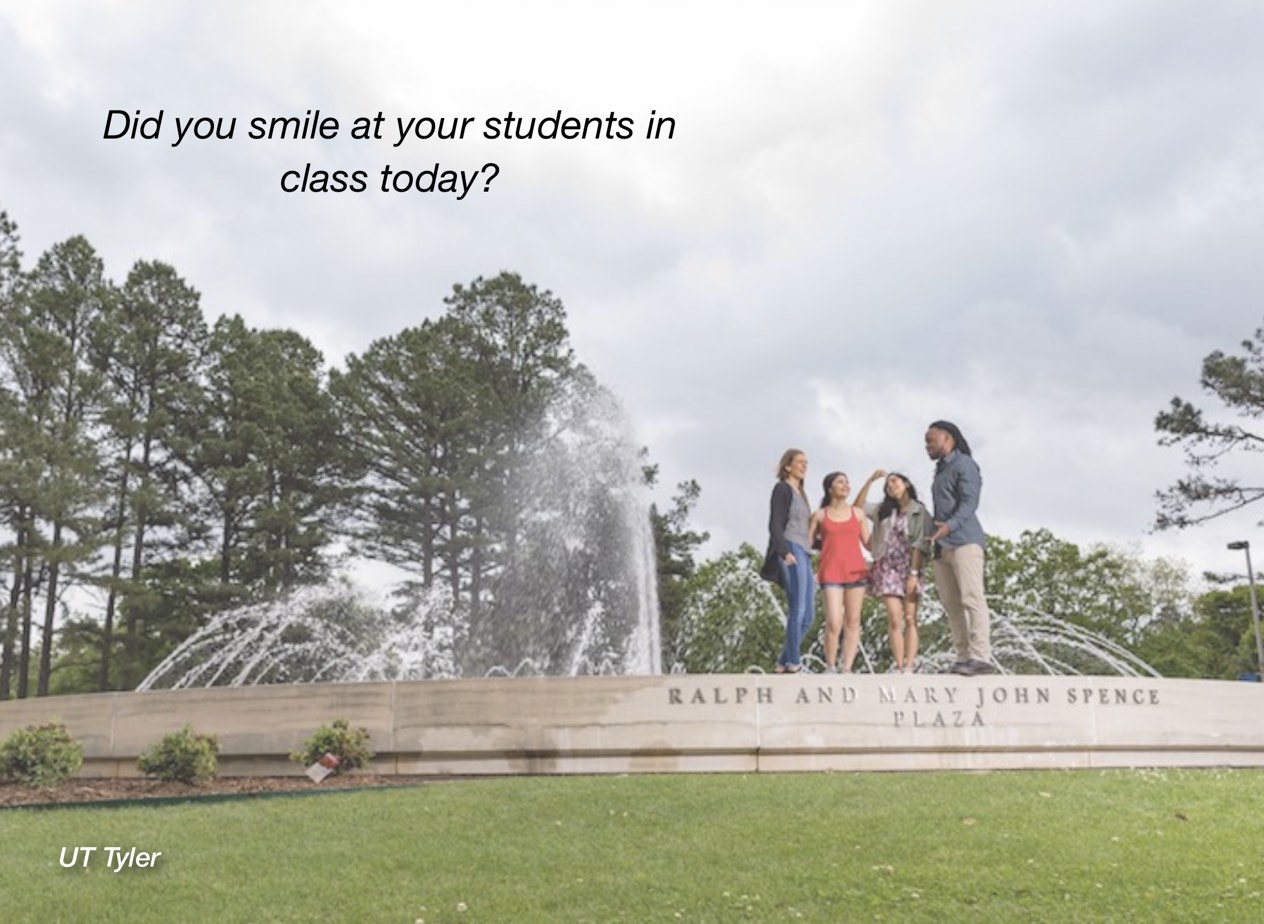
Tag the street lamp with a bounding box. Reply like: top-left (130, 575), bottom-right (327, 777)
top-left (1227, 541), bottom-right (1264, 681)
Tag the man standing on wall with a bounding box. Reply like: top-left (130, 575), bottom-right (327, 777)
top-left (925, 420), bottom-right (994, 675)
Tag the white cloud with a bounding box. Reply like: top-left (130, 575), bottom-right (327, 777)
top-left (2, 0), bottom-right (1263, 590)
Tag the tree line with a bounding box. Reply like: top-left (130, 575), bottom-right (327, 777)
top-left (663, 318), bottom-right (1264, 681)
top-left (4, 199), bottom-right (1259, 694)
top-left (0, 208), bottom-right (706, 696)
top-left (662, 528), bottom-right (1261, 680)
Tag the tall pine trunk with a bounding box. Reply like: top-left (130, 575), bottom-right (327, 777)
top-left (99, 464), bottom-right (132, 691)
top-left (37, 520), bottom-right (64, 695)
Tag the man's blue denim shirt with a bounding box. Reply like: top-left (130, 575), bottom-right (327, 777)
top-left (931, 449), bottom-right (986, 548)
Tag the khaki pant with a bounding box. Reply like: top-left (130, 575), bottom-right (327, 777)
top-left (933, 543), bottom-right (991, 662)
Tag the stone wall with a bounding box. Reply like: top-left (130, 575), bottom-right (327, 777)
top-left (0, 675), bottom-right (1260, 777)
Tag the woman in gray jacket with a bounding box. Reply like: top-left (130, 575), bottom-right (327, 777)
top-left (856, 470), bottom-right (932, 673)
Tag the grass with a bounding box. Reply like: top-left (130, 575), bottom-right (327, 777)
top-left (2, 769), bottom-right (1261, 923)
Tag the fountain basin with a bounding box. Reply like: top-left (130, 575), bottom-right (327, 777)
top-left (1, 675), bottom-right (1260, 777)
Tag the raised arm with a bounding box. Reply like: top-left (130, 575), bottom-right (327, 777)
top-left (854, 468), bottom-right (886, 510)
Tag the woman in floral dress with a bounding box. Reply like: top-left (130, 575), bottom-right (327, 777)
top-left (856, 470), bottom-right (932, 672)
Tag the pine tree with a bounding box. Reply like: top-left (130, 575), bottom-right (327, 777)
top-left (0, 236), bottom-right (111, 695)
top-left (91, 260), bottom-right (208, 688)
top-left (175, 316), bottom-right (346, 597)
top-left (1156, 321), bottom-right (1264, 528)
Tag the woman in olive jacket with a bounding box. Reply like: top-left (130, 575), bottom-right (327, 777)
top-left (856, 469), bottom-right (932, 672)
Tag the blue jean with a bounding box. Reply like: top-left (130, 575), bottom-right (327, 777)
top-left (778, 542), bottom-right (815, 667)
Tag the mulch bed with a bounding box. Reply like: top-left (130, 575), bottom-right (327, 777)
top-left (0, 774), bottom-right (432, 808)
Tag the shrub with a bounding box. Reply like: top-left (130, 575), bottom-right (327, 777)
top-left (291, 718), bottom-right (374, 775)
top-left (0, 720), bottom-right (84, 788)
top-left (137, 725), bottom-right (219, 785)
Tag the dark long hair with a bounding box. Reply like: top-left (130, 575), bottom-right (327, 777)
top-left (819, 472), bottom-right (845, 509)
top-left (928, 419), bottom-right (972, 456)
top-left (876, 473), bottom-right (919, 521)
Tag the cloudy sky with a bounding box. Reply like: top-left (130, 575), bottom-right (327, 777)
top-left (3, 0), bottom-right (1262, 585)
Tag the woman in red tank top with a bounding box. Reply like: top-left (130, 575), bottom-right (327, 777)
top-left (809, 472), bottom-right (871, 672)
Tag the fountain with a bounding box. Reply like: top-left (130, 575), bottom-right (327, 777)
top-left (985, 603), bottom-right (1161, 676)
top-left (824, 598), bottom-right (1163, 677)
top-left (138, 377), bottom-right (660, 690)
top-left (13, 491), bottom-right (1259, 777)
top-left (133, 330), bottom-right (1171, 691)
top-left (136, 582), bottom-right (464, 690)
top-left (666, 549), bottom-right (1163, 678)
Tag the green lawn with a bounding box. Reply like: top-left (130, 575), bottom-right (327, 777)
top-left (2, 769), bottom-right (1261, 923)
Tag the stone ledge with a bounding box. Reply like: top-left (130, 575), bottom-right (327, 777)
top-left (2, 675), bottom-right (1260, 777)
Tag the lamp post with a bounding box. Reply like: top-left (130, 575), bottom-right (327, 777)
top-left (1227, 541), bottom-right (1264, 681)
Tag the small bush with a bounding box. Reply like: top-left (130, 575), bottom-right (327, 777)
top-left (291, 718), bottom-right (374, 775)
top-left (0, 720), bottom-right (84, 788)
top-left (137, 725), bottom-right (219, 785)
